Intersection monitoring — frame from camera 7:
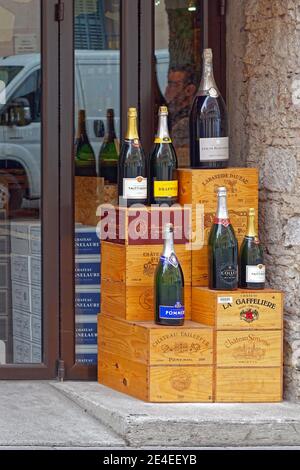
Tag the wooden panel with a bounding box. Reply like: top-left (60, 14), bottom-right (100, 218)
top-left (98, 350), bottom-right (148, 401)
top-left (149, 366), bottom-right (213, 403)
top-left (216, 330), bottom-right (282, 367)
top-left (216, 367), bottom-right (282, 403)
top-left (125, 244), bottom-right (191, 286)
top-left (192, 288), bottom-right (283, 330)
top-left (101, 242), bottom-right (126, 283)
top-left (75, 176), bottom-right (104, 226)
top-left (102, 282), bottom-right (191, 321)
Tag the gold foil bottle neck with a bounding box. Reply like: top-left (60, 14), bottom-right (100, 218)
top-left (159, 106), bottom-right (168, 115)
top-left (246, 208), bottom-right (257, 238)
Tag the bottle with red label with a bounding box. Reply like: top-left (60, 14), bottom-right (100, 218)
top-left (118, 107), bottom-right (147, 207)
top-left (239, 208), bottom-right (265, 289)
top-left (208, 187), bottom-right (238, 290)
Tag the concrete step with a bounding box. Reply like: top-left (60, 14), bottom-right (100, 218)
top-left (52, 382), bottom-right (300, 448)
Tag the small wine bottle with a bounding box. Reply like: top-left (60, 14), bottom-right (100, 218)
top-left (74, 109), bottom-right (97, 177)
top-left (118, 107), bottom-right (147, 206)
top-left (155, 223), bottom-right (185, 326)
top-left (98, 108), bottom-right (119, 184)
top-left (149, 106), bottom-right (178, 206)
top-left (208, 187), bottom-right (238, 290)
top-left (189, 48), bottom-right (229, 169)
top-left (239, 208), bottom-right (265, 289)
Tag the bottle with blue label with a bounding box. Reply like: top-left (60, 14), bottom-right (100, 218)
top-left (154, 223), bottom-right (185, 326)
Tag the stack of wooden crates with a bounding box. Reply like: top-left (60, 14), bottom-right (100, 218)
top-left (98, 168), bottom-right (283, 403)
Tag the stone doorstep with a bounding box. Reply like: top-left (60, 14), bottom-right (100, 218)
top-left (52, 382), bottom-right (300, 448)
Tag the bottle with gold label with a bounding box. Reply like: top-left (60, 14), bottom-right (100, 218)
top-left (239, 208), bottom-right (265, 289)
top-left (118, 107), bottom-right (147, 206)
top-left (149, 106), bottom-right (178, 206)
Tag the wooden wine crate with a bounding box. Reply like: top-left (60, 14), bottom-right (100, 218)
top-left (99, 205), bottom-right (191, 245)
top-left (101, 281), bottom-right (192, 321)
top-left (98, 314), bottom-right (214, 402)
top-left (216, 330), bottom-right (283, 367)
top-left (101, 241), bottom-right (191, 286)
top-left (178, 167), bottom-right (259, 212)
top-left (75, 176), bottom-right (104, 226)
top-left (215, 367), bottom-right (282, 402)
top-left (192, 288), bottom-right (283, 330)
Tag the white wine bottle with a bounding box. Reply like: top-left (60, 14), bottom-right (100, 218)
top-left (154, 223), bottom-right (185, 326)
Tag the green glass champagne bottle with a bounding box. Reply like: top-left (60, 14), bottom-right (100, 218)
top-left (154, 223), bottom-right (185, 326)
top-left (98, 108), bottom-right (119, 184)
top-left (239, 208), bottom-right (265, 289)
top-left (208, 187), bottom-right (238, 290)
top-left (149, 106), bottom-right (178, 206)
top-left (74, 109), bottom-right (97, 177)
top-left (118, 107), bottom-right (147, 206)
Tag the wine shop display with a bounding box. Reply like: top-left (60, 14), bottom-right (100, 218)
top-left (98, 108), bottom-right (119, 184)
top-left (118, 107), bottom-right (147, 206)
top-left (149, 106), bottom-right (178, 206)
top-left (189, 48), bottom-right (229, 169)
top-left (154, 223), bottom-right (185, 326)
top-left (239, 208), bottom-right (265, 289)
top-left (74, 109), bottom-right (97, 177)
top-left (208, 187), bottom-right (238, 290)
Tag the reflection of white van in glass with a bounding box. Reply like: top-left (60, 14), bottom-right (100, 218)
top-left (0, 51), bottom-right (120, 209)
top-left (0, 49), bottom-right (168, 210)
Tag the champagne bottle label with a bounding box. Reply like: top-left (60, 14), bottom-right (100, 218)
top-left (160, 254), bottom-right (178, 268)
top-left (159, 302), bottom-right (185, 320)
top-left (214, 217), bottom-right (230, 227)
top-left (154, 180), bottom-right (178, 198)
top-left (246, 265), bottom-right (266, 283)
top-left (154, 136), bottom-right (172, 144)
top-left (219, 264), bottom-right (238, 284)
top-left (123, 176), bottom-right (147, 199)
top-left (199, 137), bottom-right (229, 162)
top-left (124, 138), bottom-right (140, 148)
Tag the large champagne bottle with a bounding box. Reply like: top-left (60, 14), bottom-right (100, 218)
top-left (155, 223), bottom-right (185, 326)
top-left (208, 187), bottom-right (238, 290)
top-left (118, 107), bottom-right (147, 206)
top-left (239, 208), bottom-right (265, 289)
top-left (98, 108), bottom-right (119, 184)
top-left (189, 48), bottom-right (229, 169)
top-left (74, 109), bottom-right (97, 177)
top-left (149, 106), bottom-right (178, 206)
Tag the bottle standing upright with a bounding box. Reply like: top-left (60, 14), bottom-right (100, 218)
top-left (98, 108), bottom-right (119, 184)
top-left (154, 223), bottom-right (185, 326)
top-left (149, 106), bottom-right (178, 206)
top-left (208, 187), bottom-right (238, 290)
top-left (189, 48), bottom-right (229, 169)
top-left (239, 208), bottom-right (265, 289)
top-left (118, 107), bottom-right (147, 206)
top-left (74, 109), bottom-right (97, 177)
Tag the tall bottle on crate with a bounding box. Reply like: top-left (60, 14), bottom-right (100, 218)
top-left (149, 106), bottom-right (178, 206)
top-left (118, 107), bottom-right (147, 206)
top-left (155, 223), bottom-right (185, 326)
top-left (98, 108), bottom-right (119, 184)
top-left (189, 48), bottom-right (229, 169)
top-left (239, 208), bottom-right (265, 289)
top-left (74, 109), bottom-right (97, 177)
top-left (208, 187), bottom-right (238, 290)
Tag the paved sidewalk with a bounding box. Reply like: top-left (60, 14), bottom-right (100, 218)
top-left (1, 381), bottom-right (300, 448)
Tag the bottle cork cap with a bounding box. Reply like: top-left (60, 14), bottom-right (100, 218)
top-left (164, 223), bottom-right (174, 233)
top-left (249, 208), bottom-right (255, 216)
top-left (159, 106), bottom-right (168, 115)
top-left (203, 48), bottom-right (213, 60)
top-left (217, 186), bottom-right (227, 196)
top-left (128, 107), bottom-right (137, 117)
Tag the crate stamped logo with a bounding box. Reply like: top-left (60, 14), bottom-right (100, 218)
top-left (139, 288), bottom-right (153, 311)
top-left (224, 334), bottom-right (270, 352)
top-left (231, 342), bottom-right (266, 361)
top-left (143, 251), bottom-right (159, 277)
top-left (240, 308), bottom-right (259, 323)
top-left (152, 331), bottom-right (210, 362)
top-left (169, 368), bottom-right (192, 392)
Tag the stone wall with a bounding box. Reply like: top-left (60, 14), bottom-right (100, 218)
top-left (227, 0), bottom-right (300, 401)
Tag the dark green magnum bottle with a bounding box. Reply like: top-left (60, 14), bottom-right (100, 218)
top-left (208, 187), bottom-right (238, 290)
top-left (74, 109), bottom-right (97, 177)
top-left (155, 223), bottom-right (185, 326)
top-left (239, 208), bottom-right (265, 289)
top-left (149, 106), bottom-right (178, 206)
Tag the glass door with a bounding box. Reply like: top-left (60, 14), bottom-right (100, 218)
top-left (0, 0), bottom-right (59, 378)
